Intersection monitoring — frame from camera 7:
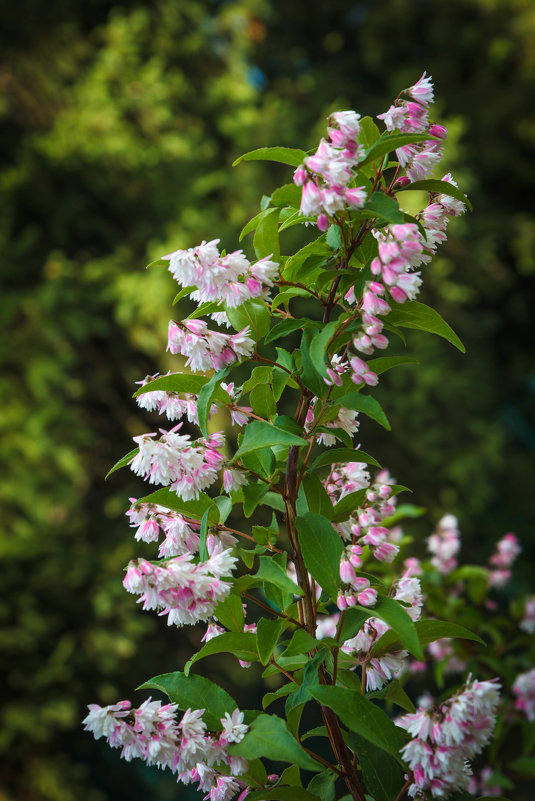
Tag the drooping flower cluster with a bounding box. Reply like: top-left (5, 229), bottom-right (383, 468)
top-left (294, 111), bottom-right (367, 231)
top-left (168, 319), bottom-right (254, 373)
top-left (370, 223), bottom-right (425, 303)
top-left (520, 594), bottom-right (535, 634)
top-left (325, 465), bottom-right (401, 564)
top-left (130, 426), bottom-right (225, 500)
top-left (513, 668), bottom-right (535, 722)
top-left (488, 531), bottom-right (521, 587)
top-left (427, 514), bottom-right (461, 574)
top-left (83, 699), bottom-right (248, 801)
top-left (398, 677), bottom-right (501, 798)
top-left (126, 497), bottom-right (201, 557)
top-left (123, 541), bottom-right (237, 626)
top-left (165, 238), bottom-right (279, 308)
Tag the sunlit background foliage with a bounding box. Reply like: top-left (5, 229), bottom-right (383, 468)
top-left (1, 0), bottom-right (534, 799)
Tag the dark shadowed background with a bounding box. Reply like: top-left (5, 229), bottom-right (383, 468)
top-left (1, 1), bottom-right (534, 799)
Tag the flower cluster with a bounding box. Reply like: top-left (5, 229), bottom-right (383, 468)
top-left (370, 223), bottom-right (425, 304)
top-left (378, 72), bottom-right (445, 182)
top-left (325, 465), bottom-right (401, 563)
top-left (168, 319), bottom-right (254, 373)
top-left (165, 238), bottom-right (279, 308)
top-left (123, 541), bottom-right (237, 626)
top-left (304, 396), bottom-right (360, 447)
top-left (294, 110), bottom-right (367, 231)
top-left (488, 531), bottom-right (521, 587)
top-left (427, 514), bottom-right (461, 574)
top-left (135, 373), bottom-right (215, 425)
top-left (130, 426), bottom-right (225, 500)
top-left (398, 677), bottom-right (501, 798)
top-left (83, 699), bottom-right (248, 801)
top-left (513, 668), bottom-right (535, 722)
top-left (126, 497), bottom-right (201, 557)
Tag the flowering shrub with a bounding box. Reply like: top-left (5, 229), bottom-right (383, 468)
top-left (84, 74), bottom-right (534, 801)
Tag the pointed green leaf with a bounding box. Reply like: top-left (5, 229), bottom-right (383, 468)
top-left (233, 420), bottom-right (307, 461)
top-left (257, 617), bottom-right (287, 665)
top-left (345, 732), bottom-right (403, 801)
top-left (105, 447), bottom-right (139, 479)
top-left (360, 132), bottom-right (438, 167)
top-left (336, 392), bottom-right (391, 430)
top-left (295, 512), bottom-right (343, 600)
top-left (369, 595), bottom-right (423, 660)
top-left (396, 178), bottom-right (471, 211)
top-left (271, 183), bottom-right (302, 208)
top-left (227, 299), bottom-right (271, 343)
top-left (280, 629), bottom-right (320, 658)
top-left (228, 713), bottom-right (322, 771)
top-left (137, 672), bottom-right (236, 731)
top-left (363, 192), bottom-right (404, 224)
top-left (386, 301), bottom-right (465, 352)
top-left (185, 632), bottom-right (258, 674)
top-left (331, 490), bottom-right (367, 522)
top-left (372, 619), bottom-right (485, 656)
top-left (254, 207), bottom-right (281, 260)
top-left (133, 372), bottom-right (209, 398)
top-left (309, 322), bottom-right (338, 378)
top-left (309, 448), bottom-right (380, 472)
top-left (255, 555), bottom-right (304, 597)
top-left (214, 594), bottom-right (244, 632)
top-left (198, 367), bottom-right (230, 437)
top-left (233, 146), bottom-right (308, 168)
top-left (365, 355), bottom-right (418, 375)
top-left (135, 488), bottom-right (218, 523)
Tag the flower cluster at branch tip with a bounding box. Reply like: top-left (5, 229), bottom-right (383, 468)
top-left (397, 677), bottom-right (501, 798)
top-left (294, 110), bottom-right (367, 230)
top-left (83, 700), bottom-right (248, 801)
top-left (165, 238), bottom-right (279, 308)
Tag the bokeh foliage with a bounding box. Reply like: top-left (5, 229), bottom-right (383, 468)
top-left (1, 0), bottom-right (533, 799)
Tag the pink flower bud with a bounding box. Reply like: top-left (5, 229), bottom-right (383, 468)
top-left (357, 588), bottom-right (377, 607)
top-left (293, 166), bottom-right (307, 186)
top-left (374, 542), bottom-right (399, 562)
top-left (317, 213), bottom-right (330, 232)
top-left (429, 123), bottom-right (448, 139)
top-left (337, 592), bottom-right (348, 611)
top-left (395, 176), bottom-right (411, 187)
top-left (340, 559), bottom-right (355, 584)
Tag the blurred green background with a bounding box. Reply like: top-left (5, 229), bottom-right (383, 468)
top-left (1, 0), bottom-right (534, 799)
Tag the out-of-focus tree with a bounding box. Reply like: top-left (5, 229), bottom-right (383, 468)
top-left (1, 0), bottom-right (534, 799)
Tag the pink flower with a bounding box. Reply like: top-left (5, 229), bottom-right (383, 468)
top-left (407, 72), bottom-right (435, 105)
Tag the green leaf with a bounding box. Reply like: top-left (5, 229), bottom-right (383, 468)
top-left (326, 224), bottom-right (343, 250)
top-left (308, 685), bottom-right (406, 761)
top-left (214, 495), bottom-right (233, 523)
top-left (185, 632), bottom-right (258, 674)
top-left (256, 555), bottom-right (304, 597)
top-left (295, 512), bottom-right (343, 600)
top-left (228, 713), bottom-right (322, 771)
top-left (359, 116), bottom-right (381, 148)
top-left (345, 733), bottom-right (403, 801)
top-left (250, 383), bottom-right (277, 419)
top-left (368, 596), bottom-right (423, 660)
top-left (271, 183), bottom-right (302, 208)
top-left (197, 367), bottom-right (230, 437)
top-left (336, 393), bottom-right (391, 431)
top-left (227, 299), bottom-right (271, 343)
top-left (233, 146), bottom-right (308, 168)
top-left (265, 317), bottom-right (310, 345)
top-left (372, 619), bottom-right (485, 656)
top-left (298, 473), bottom-right (335, 520)
top-left (300, 327), bottom-right (328, 397)
top-left (135, 488), bottom-right (218, 523)
top-left (285, 650), bottom-right (328, 714)
top-left (386, 301), bottom-right (465, 353)
top-left (240, 207), bottom-right (274, 242)
top-left (283, 236), bottom-right (331, 282)
top-left (383, 679), bottom-right (416, 713)
top-left (137, 672), bottom-right (236, 731)
top-left (243, 483), bottom-right (270, 517)
top-left (257, 617), bottom-right (287, 665)
top-left (105, 447), bottom-right (139, 479)
top-left (214, 594), bottom-right (244, 632)
top-left (263, 683), bottom-right (296, 709)
top-left (360, 132), bottom-right (438, 167)
top-left (307, 770), bottom-right (336, 801)
top-left (132, 372), bottom-right (209, 398)
top-left (254, 207), bottom-right (281, 260)
top-left (242, 365), bottom-right (273, 394)
top-left (396, 178), bottom-right (472, 211)
top-left (246, 790), bottom-right (321, 801)
top-left (365, 355), bottom-right (419, 375)
top-left (309, 322), bottom-right (338, 378)
top-left (280, 629), bottom-right (320, 658)
top-left (310, 448), bottom-right (380, 472)
top-left (199, 507), bottom-right (210, 560)
top-left (331, 490), bottom-right (367, 523)
top-left (363, 192), bottom-right (404, 224)
top-left (339, 607), bottom-right (373, 642)
top-left (233, 420), bottom-right (307, 461)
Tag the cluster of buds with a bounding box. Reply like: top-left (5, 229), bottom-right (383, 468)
top-left (83, 699), bottom-right (248, 801)
top-left (167, 319), bottom-right (254, 373)
top-left (398, 677), bottom-right (501, 798)
top-left (123, 541), bottom-right (237, 627)
top-left (165, 238), bottom-right (279, 308)
top-left (427, 514), bottom-right (461, 574)
top-left (337, 568), bottom-right (377, 609)
top-left (512, 668), bottom-right (535, 722)
top-left (378, 72), bottom-right (445, 182)
top-left (488, 531), bottom-right (521, 587)
top-left (129, 426), bottom-right (225, 500)
top-left (294, 111), bottom-right (367, 231)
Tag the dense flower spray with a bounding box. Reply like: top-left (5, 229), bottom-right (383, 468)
top-left (84, 73), bottom-right (534, 801)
